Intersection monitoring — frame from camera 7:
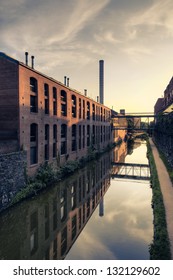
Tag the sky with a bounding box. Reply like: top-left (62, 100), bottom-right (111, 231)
top-left (1, 0), bottom-right (173, 113)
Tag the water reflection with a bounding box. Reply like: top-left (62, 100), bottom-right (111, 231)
top-left (0, 141), bottom-right (152, 260)
top-left (0, 151), bottom-right (113, 260)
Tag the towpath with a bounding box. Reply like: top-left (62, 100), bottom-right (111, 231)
top-left (149, 138), bottom-right (173, 259)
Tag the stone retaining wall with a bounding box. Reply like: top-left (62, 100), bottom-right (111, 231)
top-left (0, 151), bottom-right (27, 212)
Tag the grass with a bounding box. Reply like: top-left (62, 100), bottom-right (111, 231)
top-left (147, 140), bottom-right (171, 260)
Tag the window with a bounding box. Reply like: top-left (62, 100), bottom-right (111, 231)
top-left (30, 78), bottom-right (38, 113)
top-left (101, 126), bottom-right (103, 142)
top-left (53, 87), bottom-right (57, 115)
top-left (79, 125), bottom-right (81, 150)
top-left (87, 125), bottom-right (90, 146)
top-left (30, 123), bottom-right (38, 165)
top-left (45, 124), bottom-right (49, 160)
top-left (104, 126), bottom-right (106, 142)
top-left (61, 226), bottom-right (67, 256)
top-left (61, 90), bottom-right (67, 116)
top-left (61, 124), bottom-right (67, 155)
top-left (79, 98), bottom-right (82, 119)
top-left (87, 101), bottom-right (90, 120)
top-left (72, 95), bottom-right (77, 118)
top-left (60, 189), bottom-right (67, 222)
top-left (83, 100), bottom-right (85, 119)
top-left (92, 104), bottom-right (95, 121)
top-left (71, 215), bottom-right (77, 240)
top-left (30, 211), bottom-right (38, 255)
top-left (71, 182), bottom-right (77, 210)
top-left (83, 125), bottom-right (85, 148)
top-left (53, 124), bottom-right (57, 158)
top-left (44, 204), bottom-right (49, 240)
top-left (44, 84), bottom-right (49, 114)
top-left (72, 124), bottom-right (77, 151)
top-left (92, 125), bottom-right (95, 145)
top-left (101, 107), bottom-right (103, 122)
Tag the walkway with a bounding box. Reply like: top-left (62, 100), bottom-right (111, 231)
top-left (149, 138), bottom-right (173, 259)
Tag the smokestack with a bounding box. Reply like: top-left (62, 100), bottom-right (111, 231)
top-left (64, 76), bottom-right (67, 86)
top-left (97, 96), bottom-right (99, 102)
top-left (99, 60), bottom-right (104, 104)
top-left (25, 52), bottom-right (28, 66)
top-left (67, 77), bottom-right (69, 87)
top-left (99, 198), bottom-right (104, 217)
top-left (84, 89), bottom-right (87, 96)
top-left (31, 55), bottom-right (34, 69)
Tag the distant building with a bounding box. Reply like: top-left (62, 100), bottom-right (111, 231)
top-left (154, 98), bottom-right (164, 114)
top-left (111, 109), bottom-right (127, 142)
top-left (154, 77), bottom-right (173, 114)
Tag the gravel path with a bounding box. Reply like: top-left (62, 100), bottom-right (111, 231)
top-left (149, 138), bottom-right (173, 259)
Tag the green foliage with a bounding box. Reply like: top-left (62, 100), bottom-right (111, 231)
top-left (147, 141), bottom-right (171, 260)
top-left (60, 161), bottom-right (80, 176)
top-left (10, 140), bottom-right (123, 207)
top-left (35, 163), bottom-right (58, 184)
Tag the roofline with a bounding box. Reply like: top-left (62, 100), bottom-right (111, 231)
top-left (0, 52), bottom-right (19, 65)
top-left (0, 51), bottom-right (111, 110)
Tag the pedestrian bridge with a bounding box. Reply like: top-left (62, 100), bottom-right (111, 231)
top-left (111, 162), bottom-right (151, 181)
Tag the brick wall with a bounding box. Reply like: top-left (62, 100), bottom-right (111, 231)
top-left (0, 55), bottom-right (19, 138)
top-left (0, 151), bottom-right (27, 212)
top-left (18, 64), bottom-right (112, 175)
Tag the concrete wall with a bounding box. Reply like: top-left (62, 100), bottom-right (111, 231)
top-left (0, 151), bottom-right (27, 212)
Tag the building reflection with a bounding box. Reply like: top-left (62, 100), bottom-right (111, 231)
top-left (111, 141), bottom-right (127, 175)
top-left (0, 143), bottom-right (127, 260)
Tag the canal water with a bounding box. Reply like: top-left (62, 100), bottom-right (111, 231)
top-left (0, 140), bottom-right (153, 260)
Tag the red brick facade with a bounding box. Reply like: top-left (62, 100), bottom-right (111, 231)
top-left (0, 53), bottom-right (124, 175)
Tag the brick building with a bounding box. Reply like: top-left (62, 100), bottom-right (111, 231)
top-left (0, 52), bottom-right (123, 175)
top-left (154, 76), bottom-right (173, 114)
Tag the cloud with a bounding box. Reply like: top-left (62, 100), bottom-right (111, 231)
top-left (1, 0), bottom-right (173, 112)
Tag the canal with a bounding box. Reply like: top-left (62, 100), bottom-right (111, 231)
top-left (0, 140), bottom-right (153, 260)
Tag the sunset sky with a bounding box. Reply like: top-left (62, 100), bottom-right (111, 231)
top-left (1, 0), bottom-right (173, 113)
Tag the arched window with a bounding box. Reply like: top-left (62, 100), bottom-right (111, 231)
top-left (30, 77), bottom-right (38, 113)
top-left (101, 107), bottom-right (103, 122)
top-left (44, 83), bottom-right (49, 114)
top-left (79, 98), bottom-right (82, 119)
top-left (72, 95), bottom-right (77, 118)
top-left (87, 101), bottom-right (90, 120)
top-left (61, 90), bottom-right (67, 116)
top-left (53, 87), bottom-right (57, 115)
top-left (92, 104), bottom-right (95, 121)
top-left (83, 100), bottom-right (85, 119)
top-left (30, 123), bottom-right (38, 164)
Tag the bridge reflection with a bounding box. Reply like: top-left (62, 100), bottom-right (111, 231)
top-left (111, 162), bottom-right (150, 181)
